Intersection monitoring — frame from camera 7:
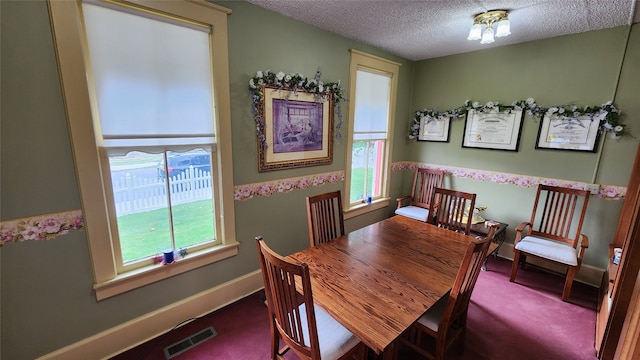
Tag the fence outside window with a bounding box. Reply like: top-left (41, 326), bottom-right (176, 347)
top-left (112, 167), bottom-right (212, 216)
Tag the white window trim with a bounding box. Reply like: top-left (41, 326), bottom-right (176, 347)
top-left (48, 0), bottom-right (238, 300)
top-left (344, 49), bottom-right (400, 219)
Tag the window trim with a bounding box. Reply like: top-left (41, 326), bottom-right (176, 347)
top-left (48, 0), bottom-right (237, 300)
top-left (344, 49), bottom-right (400, 218)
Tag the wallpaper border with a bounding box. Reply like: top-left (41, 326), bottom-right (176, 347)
top-left (0, 210), bottom-right (84, 246)
top-left (0, 163), bottom-right (626, 245)
top-left (392, 161), bottom-right (626, 200)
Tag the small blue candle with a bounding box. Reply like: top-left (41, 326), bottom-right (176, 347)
top-left (163, 249), bottom-right (174, 264)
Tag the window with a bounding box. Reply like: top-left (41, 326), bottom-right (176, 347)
top-left (48, 0), bottom-right (237, 300)
top-left (344, 50), bottom-right (400, 217)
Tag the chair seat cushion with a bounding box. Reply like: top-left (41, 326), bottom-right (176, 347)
top-left (417, 292), bottom-right (449, 332)
top-left (395, 206), bottom-right (429, 222)
top-left (515, 236), bottom-right (578, 266)
top-left (299, 303), bottom-right (361, 360)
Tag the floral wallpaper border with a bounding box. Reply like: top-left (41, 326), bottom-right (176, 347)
top-left (0, 163), bottom-right (626, 246)
top-left (0, 210), bottom-right (84, 246)
top-left (234, 170), bottom-right (344, 201)
top-left (392, 161), bottom-right (627, 200)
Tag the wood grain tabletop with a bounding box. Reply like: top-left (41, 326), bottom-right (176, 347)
top-left (288, 215), bottom-right (497, 356)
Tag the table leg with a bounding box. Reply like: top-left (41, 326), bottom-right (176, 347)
top-left (367, 341), bottom-right (398, 360)
top-left (482, 228), bottom-right (507, 271)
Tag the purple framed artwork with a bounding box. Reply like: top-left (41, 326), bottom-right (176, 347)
top-left (259, 86), bottom-right (333, 171)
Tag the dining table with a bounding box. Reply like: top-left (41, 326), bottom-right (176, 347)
top-left (287, 214), bottom-right (498, 359)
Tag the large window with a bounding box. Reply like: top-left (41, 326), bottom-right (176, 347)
top-left (345, 50), bottom-right (400, 216)
top-left (48, 0), bottom-right (237, 300)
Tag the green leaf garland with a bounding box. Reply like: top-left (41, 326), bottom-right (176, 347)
top-left (409, 98), bottom-right (625, 140)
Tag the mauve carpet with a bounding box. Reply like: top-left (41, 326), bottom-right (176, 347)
top-left (112, 257), bottom-right (598, 360)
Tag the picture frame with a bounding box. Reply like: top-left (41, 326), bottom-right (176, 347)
top-left (258, 86), bottom-right (333, 172)
top-left (535, 114), bottom-right (601, 152)
top-left (417, 115), bottom-right (450, 142)
top-left (462, 109), bottom-right (524, 151)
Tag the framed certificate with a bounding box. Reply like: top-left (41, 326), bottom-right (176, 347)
top-left (462, 109), bottom-right (524, 151)
top-left (535, 115), bottom-right (601, 152)
top-left (418, 115), bottom-right (450, 142)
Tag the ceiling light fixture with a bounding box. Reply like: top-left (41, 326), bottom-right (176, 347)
top-left (467, 10), bottom-right (510, 44)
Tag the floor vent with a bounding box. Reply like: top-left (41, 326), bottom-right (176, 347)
top-left (163, 326), bottom-right (217, 359)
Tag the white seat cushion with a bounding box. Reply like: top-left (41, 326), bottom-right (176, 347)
top-left (299, 303), bottom-right (361, 360)
top-left (417, 291), bottom-right (449, 332)
top-left (514, 235), bottom-right (578, 266)
top-left (395, 206), bottom-right (430, 222)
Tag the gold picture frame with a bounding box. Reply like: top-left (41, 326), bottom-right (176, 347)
top-left (258, 86), bottom-right (333, 172)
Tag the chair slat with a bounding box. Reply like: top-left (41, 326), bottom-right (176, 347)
top-left (256, 237), bottom-right (366, 360)
top-left (512, 184), bottom-right (590, 301)
top-left (306, 191), bottom-right (345, 247)
top-left (399, 227), bottom-right (496, 360)
top-left (412, 168), bottom-right (445, 208)
top-left (430, 187), bottom-right (476, 235)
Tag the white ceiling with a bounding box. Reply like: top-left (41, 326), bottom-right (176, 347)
top-left (245, 0), bottom-right (640, 61)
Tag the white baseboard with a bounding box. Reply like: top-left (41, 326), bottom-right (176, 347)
top-left (38, 270), bottom-right (264, 360)
top-left (496, 243), bottom-right (605, 288)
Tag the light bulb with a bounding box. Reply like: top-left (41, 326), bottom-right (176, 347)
top-left (495, 19), bottom-right (511, 37)
top-left (480, 26), bottom-right (495, 44)
top-left (467, 23), bottom-right (482, 40)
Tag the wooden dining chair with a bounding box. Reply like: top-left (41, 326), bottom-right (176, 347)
top-left (255, 237), bottom-right (367, 360)
top-left (398, 226), bottom-right (497, 360)
top-left (395, 168), bottom-right (445, 222)
top-left (429, 187), bottom-right (476, 235)
top-left (510, 184), bottom-right (590, 301)
top-left (306, 190), bottom-right (345, 247)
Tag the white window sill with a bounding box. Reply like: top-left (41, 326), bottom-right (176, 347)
top-left (344, 198), bottom-right (390, 219)
top-left (93, 242), bottom-right (239, 300)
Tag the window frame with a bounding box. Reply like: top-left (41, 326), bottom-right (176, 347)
top-left (48, 0), bottom-right (238, 300)
top-left (344, 49), bottom-right (400, 219)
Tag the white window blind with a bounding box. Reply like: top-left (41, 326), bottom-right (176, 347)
top-left (82, 1), bottom-right (215, 152)
top-left (353, 69), bottom-right (391, 141)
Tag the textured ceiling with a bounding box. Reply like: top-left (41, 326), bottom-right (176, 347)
top-left (246, 0), bottom-right (640, 61)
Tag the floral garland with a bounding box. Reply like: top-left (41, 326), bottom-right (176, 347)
top-left (249, 70), bottom-right (346, 148)
top-left (409, 98), bottom-right (625, 140)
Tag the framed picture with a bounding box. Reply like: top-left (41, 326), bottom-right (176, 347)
top-left (462, 109), bottom-right (524, 151)
top-left (258, 86), bottom-right (333, 172)
top-left (535, 114), bottom-right (601, 152)
top-left (418, 115), bottom-right (450, 142)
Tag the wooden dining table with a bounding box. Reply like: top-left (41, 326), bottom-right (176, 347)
top-left (287, 215), bottom-right (498, 359)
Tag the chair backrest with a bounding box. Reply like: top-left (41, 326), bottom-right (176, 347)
top-left (430, 187), bottom-right (476, 235)
top-left (410, 168), bottom-right (445, 209)
top-left (441, 230), bottom-right (495, 334)
top-left (306, 190), bottom-right (345, 247)
top-left (256, 236), bottom-right (321, 360)
top-left (529, 184), bottom-right (590, 248)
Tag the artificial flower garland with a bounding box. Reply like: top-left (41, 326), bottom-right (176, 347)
top-left (409, 98), bottom-right (625, 140)
top-left (249, 70), bottom-right (346, 148)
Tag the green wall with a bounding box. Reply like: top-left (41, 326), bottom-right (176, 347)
top-left (406, 26), bottom-right (639, 269)
top-left (0, 0), bottom-right (637, 358)
top-left (0, 1), bottom-right (413, 359)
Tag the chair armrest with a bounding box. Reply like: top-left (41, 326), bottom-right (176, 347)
top-left (396, 195), bottom-right (411, 209)
top-left (578, 233), bottom-right (589, 249)
top-left (576, 234), bottom-right (589, 267)
top-left (513, 222), bottom-right (532, 246)
top-left (578, 233), bottom-right (589, 254)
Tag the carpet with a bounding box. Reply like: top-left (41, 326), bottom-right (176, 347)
top-left (112, 257), bottom-right (598, 360)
